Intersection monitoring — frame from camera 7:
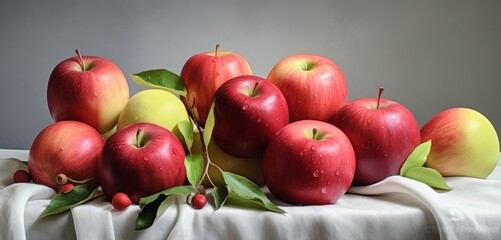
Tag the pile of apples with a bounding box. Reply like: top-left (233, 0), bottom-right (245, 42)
top-left (14, 45), bottom-right (500, 209)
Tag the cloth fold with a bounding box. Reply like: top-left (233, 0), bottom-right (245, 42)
top-left (348, 170), bottom-right (501, 240)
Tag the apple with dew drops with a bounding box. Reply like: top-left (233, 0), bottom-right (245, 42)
top-left (263, 120), bottom-right (356, 205)
top-left (331, 88), bottom-right (421, 186)
top-left (98, 123), bottom-right (186, 204)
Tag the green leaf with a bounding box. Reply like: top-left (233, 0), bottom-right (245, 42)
top-left (39, 185), bottom-right (99, 218)
top-left (173, 120), bottom-right (194, 153)
top-left (203, 101), bottom-right (216, 146)
top-left (139, 185), bottom-right (195, 208)
top-left (212, 186), bottom-right (229, 210)
top-left (136, 194), bottom-right (168, 230)
top-left (136, 185), bottom-right (195, 230)
top-left (184, 154), bottom-right (204, 188)
top-left (404, 167), bottom-right (453, 191)
top-left (400, 140), bottom-right (432, 176)
top-left (129, 69), bottom-right (187, 96)
top-left (222, 172), bottom-right (285, 214)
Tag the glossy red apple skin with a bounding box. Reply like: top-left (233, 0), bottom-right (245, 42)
top-left (263, 120), bottom-right (356, 205)
top-left (28, 121), bottom-right (105, 191)
top-left (180, 48), bottom-right (252, 126)
top-left (47, 53), bottom-right (129, 133)
top-left (212, 75), bottom-right (289, 158)
top-left (331, 98), bottom-right (420, 186)
top-left (98, 123), bottom-right (186, 204)
top-left (267, 54), bottom-right (347, 122)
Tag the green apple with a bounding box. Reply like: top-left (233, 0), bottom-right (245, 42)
top-left (117, 89), bottom-right (190, 136)
top-left (421, 108), bottom-right (500, 178)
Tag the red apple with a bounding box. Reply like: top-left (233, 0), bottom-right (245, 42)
top-left (263, 120), bottom-right (356, 205)
top-left (331, 88), bottom-right (421, 186)
top-left (266, 54), bottom-right (347, 122)
top-left (28, 121), bottom-right (105, 191)
top-left (180, 45), bottom-right (252, 126)
top-left (212, 75), bottom-right (289, 158)
top-left (98, 123), bottom-right (186, 204)
top-left (421, 108), bottom-right (499, 178)
top-left (47, 49), bottom-right (130, 133)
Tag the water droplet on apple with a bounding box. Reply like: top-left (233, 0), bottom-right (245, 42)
top-left (143, 156), bottom-right (149, 162)
top-left (257, 118), bottom-right (262, 123)
top-left (159, 167), bottom-right (164, 171)
top-left (172, 149), bottom-right (177, 154)
top-left (321, 187), bottom-right (327, 194)
top-left (335, 170), bottom-right (340, 176)
top-left (310, 146), bottom-right (317, 151)
top-left (367, 119), bottom-right (372, 124)
top-left (242, 104), bottom-right (248, 110)
top-left (312, 169), bottom-right (320, 178)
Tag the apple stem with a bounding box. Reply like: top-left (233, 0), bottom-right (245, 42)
top-left (55, 173), bottom-right (93, 185)
top-left (75, 49), bottom-right (86, 71)
top-left (135, 128), bottom-right (146, 148)
top-left (312, 128), bottom-right (319, 140)
top-left (251, 82), bottom-right (259, 96)
top-left (376, 87), bottom-right (384, 110)
top-left (214, 44), bottom-right (220, 57)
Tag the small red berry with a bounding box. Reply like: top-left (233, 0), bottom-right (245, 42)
top-left (112, 192), bottom-right (132, 211)
top-left (191, 193), bottom-right (207, 209)
top-left (13, 170), bottom-right (31, 183)
top-left (59, 183), bottom-right (74, 193)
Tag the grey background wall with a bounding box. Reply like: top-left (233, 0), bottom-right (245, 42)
top-left (1, 0), bottom-right (500, 150)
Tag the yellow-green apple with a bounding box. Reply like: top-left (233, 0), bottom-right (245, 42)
top-left (117, 89), bottom-right (190, 141)
top-left (212, 75), bottom-right (289, 158)
top-left (180, 45), bottom-right (252, 126)
top-left (263, 120), bottom-right (356, 205)
top-left (266, 54), bottom-right (347, 122)
top-left (421, 108), bottom-right (499, 178)
top-left (47, 49), bottom-right (129, 133)
top-left (98, 123), bottom-right (186, 204)
top-left (28, 121), bottom-right (105, 191)
top-left (331, 88), bottom-right (421, 186)
top-left (191, 131), bottom-right (264, 187)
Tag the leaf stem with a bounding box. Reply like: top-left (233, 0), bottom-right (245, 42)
top-left (186, 97), bottom-right (213, 189)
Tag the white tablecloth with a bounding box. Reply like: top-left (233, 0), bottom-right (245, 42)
top-left (0, 149), bottom-right (500, 240)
